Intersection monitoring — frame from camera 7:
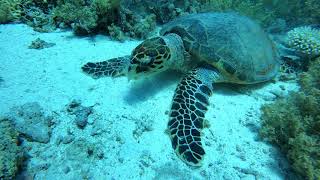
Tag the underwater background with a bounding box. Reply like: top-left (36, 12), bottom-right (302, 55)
top-left (0, 0), bottom-right (319, 179)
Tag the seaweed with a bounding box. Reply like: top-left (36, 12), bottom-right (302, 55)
top-left (260, 57), bottom-right (320, 179)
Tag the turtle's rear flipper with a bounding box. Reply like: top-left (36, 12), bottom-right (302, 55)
top-left (168, 66), bottom-right (221, 166)
top-left (81, 56), bottom-right (131, 78)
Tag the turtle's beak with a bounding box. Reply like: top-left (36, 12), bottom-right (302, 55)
top-left (127, 64), bottom-right (141, 81)
top-left (127, 63), bottom-right (150, 81)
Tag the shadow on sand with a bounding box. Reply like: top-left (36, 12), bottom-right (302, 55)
top-left (123, 70), bottom-right (182, 105)
top-left (124, 69), bottom-right (273, 105)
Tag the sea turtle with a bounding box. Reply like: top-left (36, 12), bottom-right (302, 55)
top-left (81, 12), bottom-right (279, 166)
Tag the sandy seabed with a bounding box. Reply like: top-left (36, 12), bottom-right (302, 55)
top-left (0, 24), bottom-right (298, 179)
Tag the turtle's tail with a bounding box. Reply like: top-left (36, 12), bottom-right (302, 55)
top-left (81, 56), bottom-right (131, 78)
top-left (168, 66), bottom-right (221, 166)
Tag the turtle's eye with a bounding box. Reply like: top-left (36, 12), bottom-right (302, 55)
top-left (128, 36), bottom-right (171, 77)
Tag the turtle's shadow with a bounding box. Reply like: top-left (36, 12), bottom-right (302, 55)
top-left (123, 70), bottom-right (272, 105)
top-left (123, 70), bottom-right (182, 105)
top-left (215, 80), bottom-right (273, 96)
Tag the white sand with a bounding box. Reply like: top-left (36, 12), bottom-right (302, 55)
top-left (0, 24), bottom-right (298, 179)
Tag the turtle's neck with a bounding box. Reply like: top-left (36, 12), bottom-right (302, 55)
top-left (162, 33), bottom-right (189, 72)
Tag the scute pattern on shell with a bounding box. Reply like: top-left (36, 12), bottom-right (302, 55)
top-left (160, 12), bottom-right (279, 84)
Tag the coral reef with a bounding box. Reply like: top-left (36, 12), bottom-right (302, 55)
top-left (3, 0), bottom-right (320, 40)
top-left (107, 23), bottom-right (126, 41)
top-left (287, 26), bottom-right (320, 58)
top-left (199, 0), bottom-right (275, 26)
top-left (198, 0), bottom-right (320, 28)
top-left (0, 0), bottom-right (22, 24)
top-left (52, 0), bottom-right (98, 35)
top-left (259, 57), bottom-right (320, 180)
top-left (265, 0), bottom-right (320, 26)
top-left (0, 118), bottom-right (24, 179)
top-left (140, 0), bottom-right (201, 24)
top-left (51, 0), bottom-right (156, 38)
top-left (20, 1), bottom-right (56, 32)
top-left (9, 102), bottom-right (53, 143)
top-left (111, 10), bottom-right (156, 40)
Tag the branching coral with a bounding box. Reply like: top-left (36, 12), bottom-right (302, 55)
top-left (0, 0), bottom-right (22, 24)
top-left (260, 57), bottom-right (320, 180)
top-left (287, 26), bottom-right (320, 58)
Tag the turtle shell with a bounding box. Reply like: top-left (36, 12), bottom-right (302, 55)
top-left (160, 12), bottom-right (280, 84)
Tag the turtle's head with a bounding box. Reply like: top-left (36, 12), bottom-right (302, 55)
top-left (127, 36), bottom-right (172, 80)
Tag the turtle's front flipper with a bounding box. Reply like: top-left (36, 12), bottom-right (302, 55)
top-left (81, 56), bottom-right (131, 78)
top-left (168, 65), bottom-right (222, 166)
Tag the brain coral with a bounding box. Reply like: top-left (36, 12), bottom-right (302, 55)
top-left (287, 26), bottom-right (320, 57)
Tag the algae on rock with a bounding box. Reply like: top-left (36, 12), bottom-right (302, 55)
top-left (9, 102), bottom-right (53, 143)
top-left (0, 118), bottom-right (24, 179)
